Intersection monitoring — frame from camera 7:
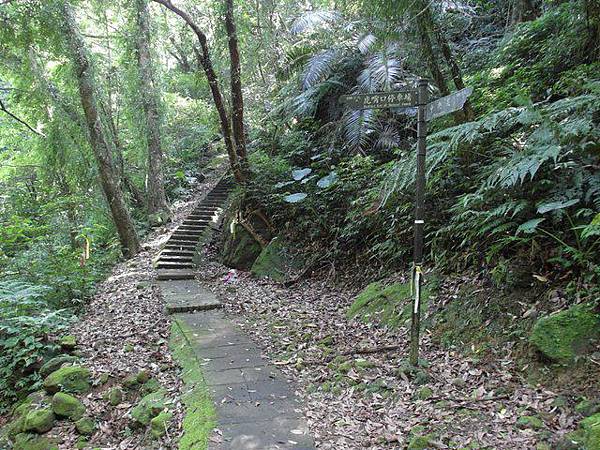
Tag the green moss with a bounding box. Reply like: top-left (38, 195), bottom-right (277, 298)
top-left (222, 223), bottom-right (262, 270)
top-left (141, 378), bottom-right (161, 396)
top-left (517, 415), bottom-right (544, 429)
top-left (75, 417), bottom-right (96, 435)
top-left (105, 387), bottom-right (123, 406)
top-left (151, 411), bottom-right (173, 438)
top-left (59, 335), bottom-right (77, 351)
top-left (40, 356), bottom-right (79, 378)
top-left (417, 386), bottom-right (433, 400)
top-left (576, 398), bottom-right (600, 417)
top-left (347, 281), bottom-right (430, 328)
top-left (43, 366), bottom-right (91, 394)
top-left (408, 434), bottom-right (434, 449)
top-left (51, 392), bottom-right (85, 420)
top-left (23, 408), bottom-right (55, 433)
top-left (131, 391), bottom-right (166, 426)
top-left (529, 305), bottom-right (599, 362)
top-left (13, 433), bottom-right (58, 450)
top-left (251, 237), bottom-right (303, 282)
top-left (170, 320), bottom-right (216, 450)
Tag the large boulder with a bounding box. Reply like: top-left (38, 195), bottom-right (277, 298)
top-left (529, 305), bottom-right (599, 363)
top-left (251, 237), bottom-right (303, 282)
top-left (13, 433), bottom-right (58, 450)
top-left (222, 222), bottom-right (262, 270)
top-left (23, 408), bottom-right (55, 433)
top-left (347, 281), bottom-right (431, 328)
top-left (40, 356), bottom-right (79, 378)
top-left (51, 392), bottom-right (85, 421)
top-left (43, 366), bottom-right (91, 394)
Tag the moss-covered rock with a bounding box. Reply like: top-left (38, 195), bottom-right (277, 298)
top-left (13, 433), bottom-right (58, 450)
top-left (347, 281), bottom-right (431, 328)
top-left (222, 222), bottom-right (262, 270)
top-left (23, 408), bottom-right (55, 433)
top-left (59, 335), bottom-right (77, 351)
top-left (517, 415), bottom-right (544, 429)
top-left (40, 355), bottom-right (79, 378)
top-left (408, 434), bottom-right (434, 449)
top-left (131, 391), bottom-right (166, 426)
top-left (51, 392), bottom-right (85, 421)
top-left (140, 379), bottom-right (161, 396)
top-left (43, 366), bottom-right (91, 394)
top-left (135, 370), bottom-right (150, 384)
top-left (150, 411), bottom-right (173, 438)
top-left (250, 237), bottom-right (303, 282)
top-left (417, 386), bottom-right (433, 400)
top-left (105, 387), bottom-right (123, 406)
top-left (75, 417), bottom-right (96, 435)
top-left (75, 437), bottom-right (89, 449)
top-left (576, 398), bottom-right (600, 417)
top-left (529, 305), bottom-right (599, 362)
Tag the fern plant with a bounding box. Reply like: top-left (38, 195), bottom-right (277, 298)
top-left (0, 280), bottom-right (71, 406)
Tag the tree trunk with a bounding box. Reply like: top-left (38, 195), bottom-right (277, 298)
top-left (224, 0), bottom-right (248, 170)
top-left (586, 0), bottom-right (600, 61)
top-left (135, 0), bottom-right (170, 225)
top-left (61, 2), bottom-right (141, 257)
top-left (510, 0), bottom-right (538, 26)
top-left (153, 0), bottom-right (245, 184)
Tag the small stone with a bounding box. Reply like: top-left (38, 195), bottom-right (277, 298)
top-left (51, 392), bottom-right (85, 421)
top-left (43, 366), bottom-right (91, 394)
top-left (76, 437), bottom-right (88, 449)
top-left (140, 379), bottom-right (161, 396)
top-left (451, 377), bottom-right (467, 388)
top-left (135, 370), bottom-right (150, 384)
top-left (123, 344), bottom-right (134, 353)
top-left (150, 411), bottom-right (173, 438)
top-left (59, 335), bottom-right (77, 351)
top-left (75, 417), bottom-right (96, 435)
top-left (131, 391), bottom-right (166, 426)
top-left (23, 408), bottom-right (55, 433)
top-left (408, 434), bottom-right (434, 450)
top-left (98, 373), bottom-right (110, 385)
top-left (123, 373), bottom-right (139, 389)
top-left (106, 387), bottom-right (123, 406)
top-left (517, 415), bottom-right (544, 429)
top-left (417, 386), bottom-right (433, 400)
top-left (40, 356), bottom-right (79, 378)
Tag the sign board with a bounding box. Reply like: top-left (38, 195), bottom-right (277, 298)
top-left (340, 90), bottom-right (416, 110)
top-left (339, 80), bottom-right (474, 367)
top-left (425, 87), bottom-right (472, 121)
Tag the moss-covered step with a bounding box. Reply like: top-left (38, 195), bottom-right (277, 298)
top-left (529, 304), bottom-right (599, 363)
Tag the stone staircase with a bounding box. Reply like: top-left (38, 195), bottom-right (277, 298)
top-left (156, 178), bottom-right (232, 281)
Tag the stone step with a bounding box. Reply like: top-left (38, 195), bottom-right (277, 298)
top-left (159, 255), bottom-right (194, 263)
top-left (157, 262), bottom-right (195, 270)
top-left (169, 240), bottom-right (199, 247)
top-left (165, 242), bottom-right (197, 249)
top-left (156, 269), bottom-right (196, 280)
top-left (161, 249), bottom-right (195, 257)
top-left (171, 232), bottom-right (201, 239)
top-left (171, 234), bottom-right (200, 242)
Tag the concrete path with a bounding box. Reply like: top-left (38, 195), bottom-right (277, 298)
top-left (160, 280), bottom-right (314, 450)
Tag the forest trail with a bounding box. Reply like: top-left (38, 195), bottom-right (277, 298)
top-left (155, 179), bottom-right (314, 449)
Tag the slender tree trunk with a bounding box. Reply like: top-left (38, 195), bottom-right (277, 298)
top-left (153, 0), bottom-right (245, 183)
top-left (224, 0), bottom-right (248, 170)
top-left (135, 0), bottom-right (170, 224)
top-left (61, 2), bottom-right (141, 257)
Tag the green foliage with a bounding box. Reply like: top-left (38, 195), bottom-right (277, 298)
top-left (0, 281), bottom-right (71, 407)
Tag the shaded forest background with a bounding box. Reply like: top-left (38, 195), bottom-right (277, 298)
top-left (0, 0), bottom-right (598, 411)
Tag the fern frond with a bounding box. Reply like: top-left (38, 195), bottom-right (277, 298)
top-left (291, 10), bottom-right (342, 34)
top-left (303, 48), bottom-right (342, 89)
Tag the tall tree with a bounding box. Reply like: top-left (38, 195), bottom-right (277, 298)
top-left (153, 0), bottom-right (247, 183)
top-left (135, 0), bottom-right (170, 225)
top-left (60, 2), bottom-right (141, 257)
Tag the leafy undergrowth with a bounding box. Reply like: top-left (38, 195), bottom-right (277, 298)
top-left (197, 244), bottom-right (597, 449)
top-left (170, 320), bottom-right (216, 450)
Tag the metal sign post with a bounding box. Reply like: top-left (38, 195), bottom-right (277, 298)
top-left (341, 82), bottom-right (472, 367)
top-left (410, 79), bottom-right (429, 366)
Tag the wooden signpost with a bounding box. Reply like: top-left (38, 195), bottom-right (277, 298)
top-left (341, 80), bottom-right (473, 366)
